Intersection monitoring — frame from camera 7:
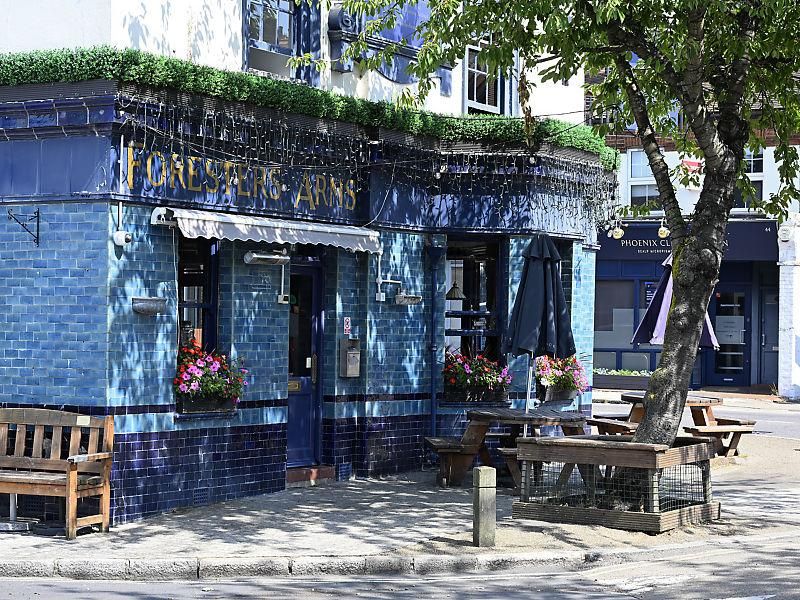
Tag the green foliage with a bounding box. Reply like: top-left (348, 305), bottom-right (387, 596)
top-left (0, 46), bottom-right (617, 169)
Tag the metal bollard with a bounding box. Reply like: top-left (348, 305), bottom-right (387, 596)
top-left (473, 466), bottom-right (496, 547)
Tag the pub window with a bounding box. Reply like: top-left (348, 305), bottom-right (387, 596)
top-left (465, 37), bottom-right (502, 115)
top-left (444, 241), bottom-right (501, 360)
top-left (247, 0), bottom-right (297, 76)
top-left (249, 0), bottom-right (294, 54)
top-left (178, 238), bottom-right (219, 352)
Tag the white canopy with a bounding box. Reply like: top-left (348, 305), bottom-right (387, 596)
top-left (150, 207), bottom-right (381, 254)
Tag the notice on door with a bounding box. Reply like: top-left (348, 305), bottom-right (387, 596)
top-left (715, 315), bottom-right (745, 344)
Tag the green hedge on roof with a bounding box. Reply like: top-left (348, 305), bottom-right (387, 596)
top-left (0, 46), bottom-right (618, 170)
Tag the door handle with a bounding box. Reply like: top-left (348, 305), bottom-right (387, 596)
top-left (762, 333), bottom-right (766, 346)
top-left (311, 353), bottom-right (318, 385)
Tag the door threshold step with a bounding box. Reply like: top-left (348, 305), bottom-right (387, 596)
top-left (286, 465), bottom-right (336, 488)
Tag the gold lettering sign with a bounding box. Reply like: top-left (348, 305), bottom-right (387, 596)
top-left (126, 147), bottom-right (358, 212)
top-left (288, 380), bottom-right (301, 392)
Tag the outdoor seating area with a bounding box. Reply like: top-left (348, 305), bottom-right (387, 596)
top-left (0, 409), bottom-right (115, 539)
top-left (588, 392), bottom-right (755, 456)
top-left (425, 407), bottom-right (586, 488)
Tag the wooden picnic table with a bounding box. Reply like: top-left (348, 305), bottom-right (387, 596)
top-left (425, 407), bottom-right (587, 488)
top-left (616, 392), bottom-right (753, 456)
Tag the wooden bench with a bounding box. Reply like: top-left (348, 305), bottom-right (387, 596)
top-left (587, 417), bottom-right (639, 435)
top-left (498, 447), bottom-right (521, 489)
top-left (424, 420), bottom-right (490, 487)
top-left (0, 408), bottom-right (114, 539)
top-left (683, 418), bottom-right (755, 457)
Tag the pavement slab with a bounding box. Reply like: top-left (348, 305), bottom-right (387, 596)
top-left (0, 435), bottom-right (796, 579)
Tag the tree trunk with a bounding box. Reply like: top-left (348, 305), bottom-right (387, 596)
top-left (632, 171), bottom-right (737, 446)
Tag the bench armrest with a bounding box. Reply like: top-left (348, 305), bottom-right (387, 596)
top-left (67, 452), bottom-right (113, 464)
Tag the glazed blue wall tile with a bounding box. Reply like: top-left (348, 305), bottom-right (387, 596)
top-left (0, 201), bottom-right (109, 406)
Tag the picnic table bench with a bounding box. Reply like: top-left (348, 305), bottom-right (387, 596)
top-left (591, 392), bottom-right (755, 456)
top-left (0, 408), bottom-right (114, 539)
top-left (425, 407), bottom-right (586, 488)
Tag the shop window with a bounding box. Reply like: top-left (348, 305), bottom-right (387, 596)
top-left (178, 238), bottom-right (219, 352)
top-left (630, 150), bottom-right (650, 179)
top-left (630, 183), bottom-right (659, 207)
top-left (593, 280), bottom-right (635, 348)
top-left (465, 38), bottom-right (502, 114)
top-left (444, 241), bottom-right (501, 360)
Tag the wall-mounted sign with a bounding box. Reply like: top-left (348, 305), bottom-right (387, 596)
top-left (343, 316), bottom-right (351, 335)
top-left (599, 221), bottom-right (778, 262)
top-left (123, 146), bottom-right (360, 220)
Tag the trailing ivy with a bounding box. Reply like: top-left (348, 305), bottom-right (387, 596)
top-left (0, 46), bottom-right (618, 169)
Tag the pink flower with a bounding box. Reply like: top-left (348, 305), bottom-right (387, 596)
top-left (179, 383), bottom-right (188, 393)
top-left (196, 359), bottom-right (206, 367)
top-left (243, 381), bottom-right (249, 386)
top-left (210, 361), bottom-right (220, 372)
top-left (182, 372), bottom-right (191, 381)
top-left (190, 381), bottom-right (200, 391)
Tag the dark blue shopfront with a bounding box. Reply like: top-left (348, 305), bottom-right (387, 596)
top-left (594, 220), bottom-right (779, 388)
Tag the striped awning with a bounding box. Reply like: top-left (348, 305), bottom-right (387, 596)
top-left (150, 207), bottom-right (381, 253)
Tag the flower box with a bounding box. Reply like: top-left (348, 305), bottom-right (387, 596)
top-left (173, 340), bottom-right (248, 414)
top-left (441, 386), bottom-right (510, 406)
top-left (593, 374), bottom-right (651, 390)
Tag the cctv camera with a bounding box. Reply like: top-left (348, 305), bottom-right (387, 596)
top-left (113, 230), bottom-right (133, 246)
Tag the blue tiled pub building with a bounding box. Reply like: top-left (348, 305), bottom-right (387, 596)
top-left (0, 79), bottom-right (611, 523)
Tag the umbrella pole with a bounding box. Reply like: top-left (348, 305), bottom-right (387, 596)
top-left (523, 355), bottom-right (534, 437)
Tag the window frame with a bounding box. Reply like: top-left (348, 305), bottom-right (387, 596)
top-left (464, 39), bottom-right (502, 115)
top-left (247, 0), bottom-right (296, 57)
top-left (177, 237), bottom-right (220, 353)
top-left (629, 150), bottom-right (651, 179)
top-left (630, 183), bottom-right (660, 207)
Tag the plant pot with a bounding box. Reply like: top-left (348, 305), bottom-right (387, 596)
top-left (543, 387), bottom-right (579, 404)
top-left (177, 395), bottom-right (236, 414)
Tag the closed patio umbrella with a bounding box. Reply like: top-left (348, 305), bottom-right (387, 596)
top-left (632, 254), bottom-right (720, 349)
top-left (506, 235), bottom-right (576, 425)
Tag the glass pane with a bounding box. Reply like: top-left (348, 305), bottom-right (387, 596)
top-left (593, 351), bottom-right (617, 370)
top-left (486, 77), bottom-right (498, 108)
top-left (630, 151), bottom-right (650, 178)
top-left (594, 280), bottom-right (635, 348)
top-left (263, 6), bottom-right (278, 45)
top-left (621, 352), bottom-right (650, 371)
top-left (475, 73), bottom-right (487, 104)
top-left (630, 184), bottom-right (658, 207)
top-left (467, 72), bottom-right (476, 101)
top-left (248, 3), bottom-right (261, 41)
top-left (289, 274), bottom-right (313, 377)
top-left (276, 9), bottom-right (292, 50)
top-left (468, 48), bottom-right (479, 69)
top-left (713, 291), bottom-right (746, 374)
top-left (178, 239), bottom-right (211, 303)
top-left (180, 308), bottom-right (205, 348)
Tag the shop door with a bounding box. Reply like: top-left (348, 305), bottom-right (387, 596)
top-left (759, 289), bottom-right (779, 386)
top-left (287, 267), bottom-right (322, 467)
top-left (706, 285), bottom-right (751, 387)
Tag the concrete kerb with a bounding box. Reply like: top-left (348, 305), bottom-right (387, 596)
top-left (0, 540), bottom-right (739, 580)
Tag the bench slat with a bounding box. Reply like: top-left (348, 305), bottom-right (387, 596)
top-left (685, 425), bottom-right (755, 434)
top-left (0, 424), bottom-right (7, 456)
top-left (14, 425), bottom-right (26, 457)
top-left (69, 427), bottom-right (82, 456)
top-left (88, 428), bottom-right (99, 455)
top-left (32, 425), bottom-right (45, 458)
top-left (50, 426), bottom-right (62, 460)
top-left (0, 455), bottom-right (102, 473)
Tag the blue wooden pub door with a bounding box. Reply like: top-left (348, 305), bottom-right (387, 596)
top-left (287, 266), bottom-right (322, 467)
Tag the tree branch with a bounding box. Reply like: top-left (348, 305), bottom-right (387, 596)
top-left (614, 55), bottom-right (687, 239)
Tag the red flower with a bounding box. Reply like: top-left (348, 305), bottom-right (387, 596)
top-left (449, 377), bottom-right (456, 384)
top-left (173, 378), bottom-right (179, 385)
